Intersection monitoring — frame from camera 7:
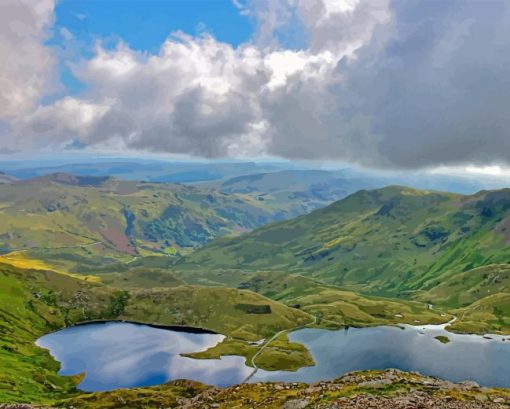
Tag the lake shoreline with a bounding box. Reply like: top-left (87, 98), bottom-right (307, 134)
top-left (72, 319), bottom-right (218, 334)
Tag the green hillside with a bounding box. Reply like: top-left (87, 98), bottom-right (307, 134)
top-left (176, 186), bottom-right (510, 297)
top-left (2, 183), bottom-right (510, 406)
top-left (418, 264), bottom-right (510, 307)
top-left (204, 169), bottom-right (382, 214)
top-left (450, 293), bottom-right (510, 334)
top-left (237, 271), bottom-right (446, 328)
top-left (0, 260), bottom-right (453, 405)
top-left (0, 173), bottom-right (327, 271)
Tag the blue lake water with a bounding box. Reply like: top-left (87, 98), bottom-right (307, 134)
top-left (37, 321), bottom-right (510, 392)
top-left (36, 322), bottom-right (252, 391)
top-left (251, 325), bottom-right (510, 387)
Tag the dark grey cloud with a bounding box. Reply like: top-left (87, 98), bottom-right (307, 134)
top-left (340, 0), bottom-right (510, 168)
top-left (257, 0), bottom-right (510, 169)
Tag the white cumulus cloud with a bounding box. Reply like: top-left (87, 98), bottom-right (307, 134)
top-left (0, 0), bottom-right (56, 120)
top-left (5, 0), bottom-right (389, 159)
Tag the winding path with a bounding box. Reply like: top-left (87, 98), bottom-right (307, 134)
top-left (242, 314), bottom-right (317, 383)
top-left (422, 304), bottom-right (457, 330)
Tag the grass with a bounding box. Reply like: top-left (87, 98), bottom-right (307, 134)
top-left (0, 264), bottom-right (113, 403)
top-left (98, 267), bottom-right (185, 288)
top-left (1, 259), bottom-right (461, 405)
top-left (123, 285), bottom-right (312, 341)
top-left (418, 264), bottom-right (510, 307)
top-left (449, 293), bottom-right (510, 334)
top-left (0, 251), bottom-right (101, 283)
top-left (237, 271), bottom-right (446, 328)
top-left (255, 332), bottom-right (315, 371)
top-left (434, 335), bottom-right (450, 344)
top-left (184, 331), bottom-right (315, 372)
top-left (2, 183), bottom-right (510, 406)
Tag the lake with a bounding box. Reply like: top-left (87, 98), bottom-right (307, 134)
top-left (36, 322), bottom-right (253, 391)
top-left (37, 321), bottom-right (510, 392)
top-left (251, 324), bottom-right (510, 387)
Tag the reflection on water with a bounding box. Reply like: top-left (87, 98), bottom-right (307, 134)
top-left (37, 321), bottom-right (510, 392)
top-left (251, 325), bottom-right (510, 387)
top-left (36, 322), bottom-right (252, 391)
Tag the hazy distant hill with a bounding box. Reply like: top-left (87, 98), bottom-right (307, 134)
top-left (203, 167), bottom-right (510, 212)
top-left (2, 159), bottom-right (505, 195)
top-left (0, 160), bottom-right (290, 183)
top-left (0, 171), bottom-right (16, 184)
top-left (204, 169), bottom-right (382, 212)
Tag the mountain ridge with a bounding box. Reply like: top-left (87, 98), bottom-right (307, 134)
top-left (175, 184), bottom-right (510, 298)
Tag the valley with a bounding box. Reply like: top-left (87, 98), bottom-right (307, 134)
top-left (0, 174), bottom-right (509, 407)
top-left (4, 0), bottom-right (510, 406)
top-left (0, 172), bottom-right (333, 270)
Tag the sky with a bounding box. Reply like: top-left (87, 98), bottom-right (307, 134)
top-left (2, 0), bottom-right (510, 175)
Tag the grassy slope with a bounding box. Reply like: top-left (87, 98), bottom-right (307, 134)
top-left (238, 271), bottom-right (446, 328)
top-left (3, 182), bottom-right (510, 405)
top-left (0, 173), bottom-right (315, 272)
top-left (176, 186), bottom-right (510, 298)
top-left (450, 293), bottom-right (510, 334)
top-left (98, 267), bottom-right (186, 288)
top-left (1, 260), bottom-right (465, 405)
top-left (418, 264), bottom-right (510, 307)
top-left (124, 285), bottom-right (311, 340)
top-left (0, 264), bottom-right (115, 403)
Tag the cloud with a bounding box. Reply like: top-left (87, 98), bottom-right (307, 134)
top-left (7, 1), bottom-right (388, 157)
top-left (0, 0), bottom-right (56, 120)
top-left (0, 147), bottom-right (18, 155)
top-left (4, 0), bottom-right (510, 170)
top-left (335, 0), bottom-right (510, 169)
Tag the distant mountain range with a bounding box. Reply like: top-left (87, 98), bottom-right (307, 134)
top-left (0, 171), bottom-right (16, 184)
top-left (0, 159), bottom-right (291, 183)
top-left (2, 158), bottom-right (509, 195)
top-left (202, 169), bottom-right (382, 212)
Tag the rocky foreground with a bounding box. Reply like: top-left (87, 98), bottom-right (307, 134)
top-left (2, 370), bottom-right (509, 408)
top-left (178, 370), bottom-right (509, 409)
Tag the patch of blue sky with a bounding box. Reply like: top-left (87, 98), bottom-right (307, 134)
top-left (46, 0), bottom-right (256, 97)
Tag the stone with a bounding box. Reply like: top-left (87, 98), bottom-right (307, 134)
top-left (281, 398), bottom-right (309, 409)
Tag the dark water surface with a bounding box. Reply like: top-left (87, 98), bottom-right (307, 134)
top-left (37, 321), bottom-right (510, 392)
top-left (252, 325), bottom-right (510, 387)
